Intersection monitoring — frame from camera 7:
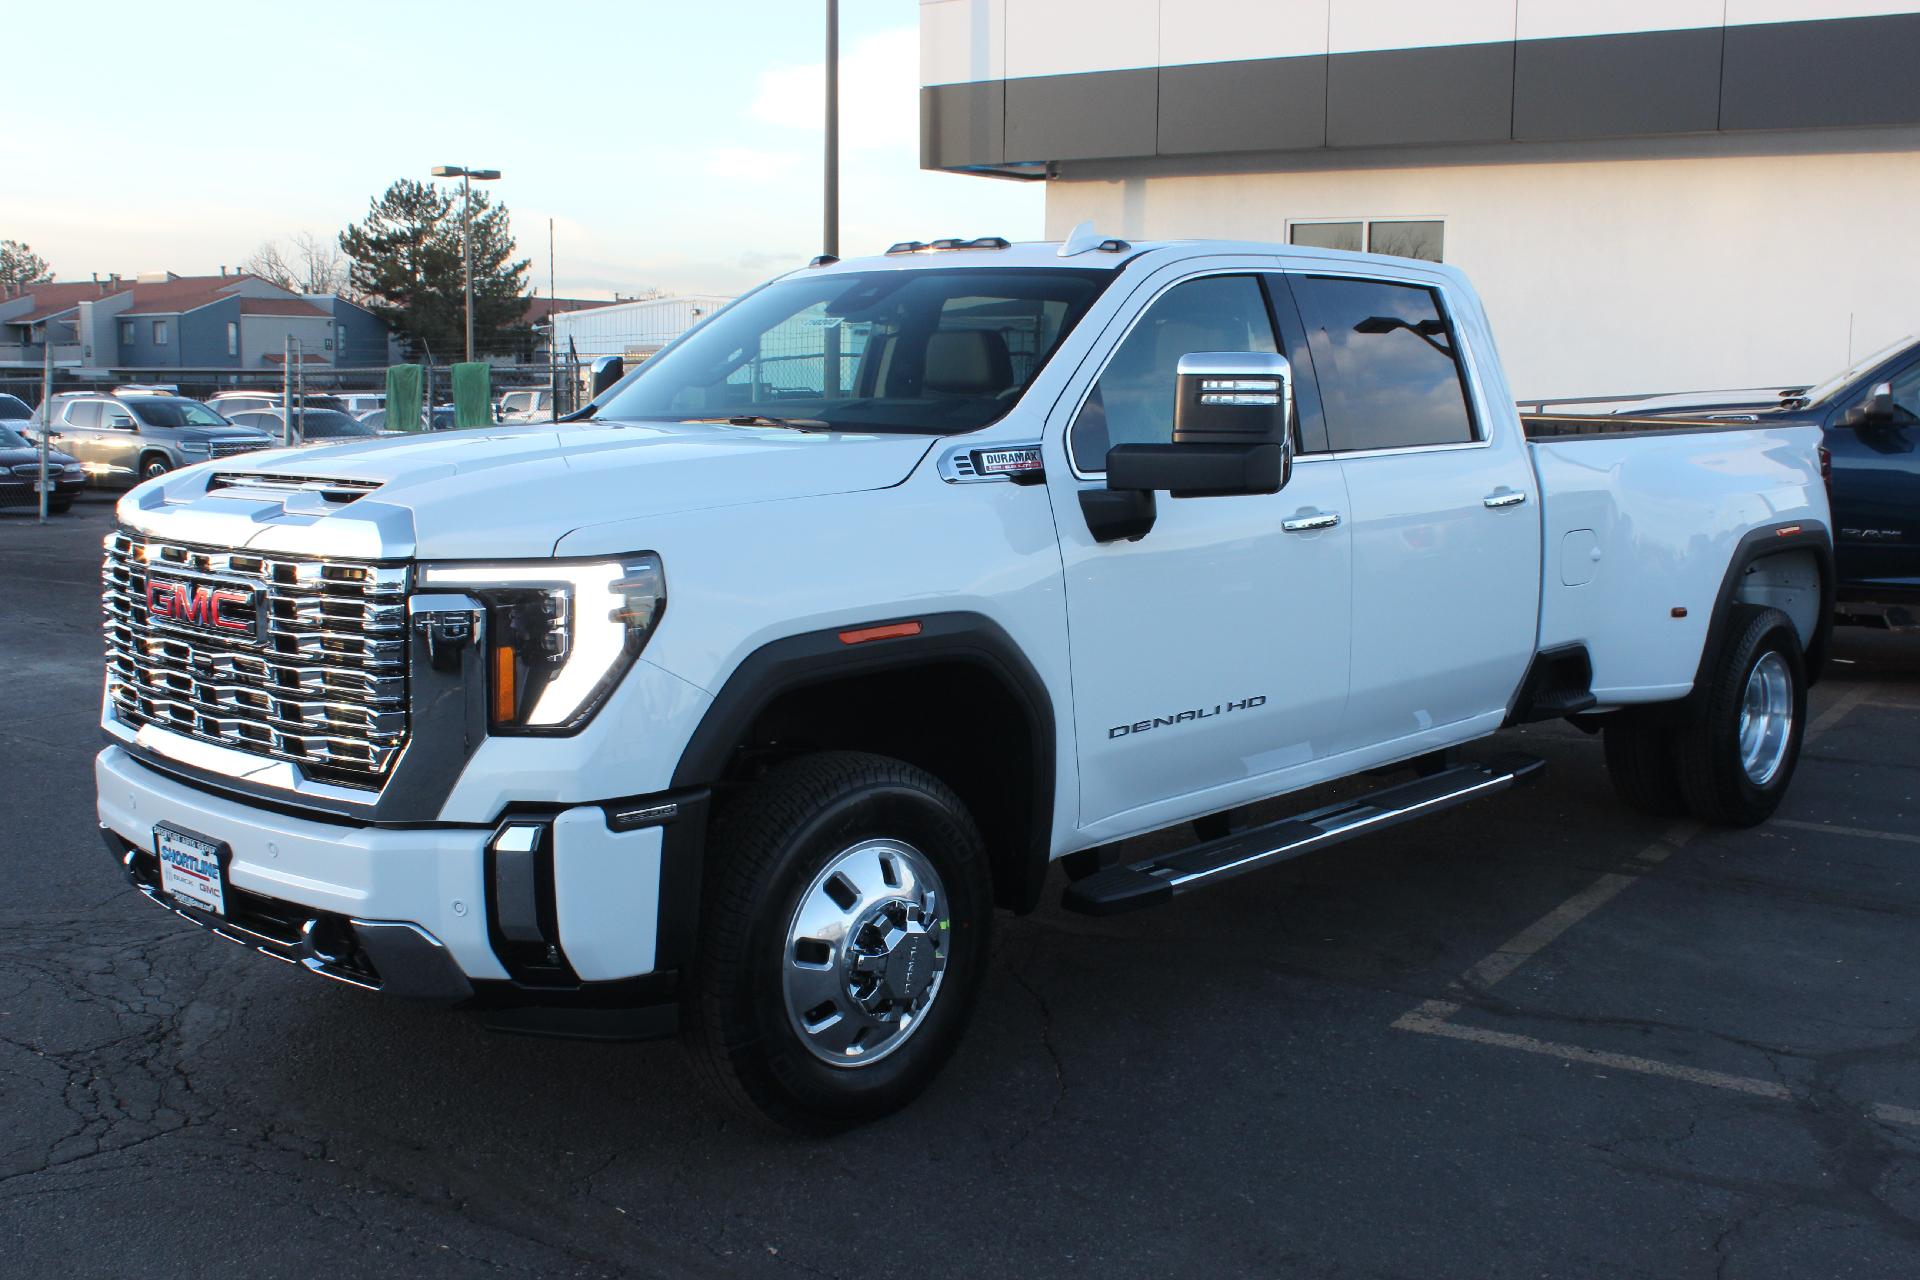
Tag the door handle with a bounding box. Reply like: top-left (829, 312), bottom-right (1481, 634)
top-left (1282, 510), bottom-right (1341, 532)
top-left (1483, 489), bottom-right (1528, 509)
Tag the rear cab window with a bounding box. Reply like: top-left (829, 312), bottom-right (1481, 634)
top-left (1290, 276), bottom-right (1478, 452)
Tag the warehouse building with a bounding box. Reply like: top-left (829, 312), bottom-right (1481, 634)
top-left (550, 294), bottom-right (734, 361)
top-left (919, 1), bottom-right (1920, 398)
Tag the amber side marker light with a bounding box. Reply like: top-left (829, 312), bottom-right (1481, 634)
top-left (1671, 607), bottom-right (1689, 618)
top-left (491, 646), bottom-right (518, 724)
top-left (838, 621), bottom-right (923, 645)
top-left (1776, 525), bottom-right (1803, 537)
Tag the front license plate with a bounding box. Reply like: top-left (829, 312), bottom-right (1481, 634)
top-left (155, 824), bottom-right (228, 915)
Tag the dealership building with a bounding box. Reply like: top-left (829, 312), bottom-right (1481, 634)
top-left (919, 1), bottom-right (1920, 399)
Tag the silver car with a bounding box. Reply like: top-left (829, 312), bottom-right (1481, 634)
top-left (40, 394), bottom-right (272, 486)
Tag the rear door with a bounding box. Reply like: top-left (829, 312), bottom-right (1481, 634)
top-left (1289, 272), bottom-right (1541, 754)
top-left (58, 400), bottom-right (108, 478)
top-left (1046, 264), bottom-right (1354, 836)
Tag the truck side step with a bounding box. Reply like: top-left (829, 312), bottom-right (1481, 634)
top-left (1060, 752), bottom-right (1545, 916)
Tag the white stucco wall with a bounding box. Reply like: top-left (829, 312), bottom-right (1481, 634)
top-left (1045, 128), bottom-right (1920, 399)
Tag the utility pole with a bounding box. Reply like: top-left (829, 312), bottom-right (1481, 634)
top-left (824, 0), bottom-right (839, 260)
top-left (37, 342), bottom-right (51, 523)
top-left (293, 339), bottom-right (304, 444)
top-left (548, 218), bottom-right (559, 418)
top-left (282, 336), bottom-right (295, 446)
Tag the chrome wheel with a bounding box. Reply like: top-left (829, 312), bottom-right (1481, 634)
top-left (782, 838), bottom-right (949, 1068)
top-left (1738, 650), bottom-right (1794, 786)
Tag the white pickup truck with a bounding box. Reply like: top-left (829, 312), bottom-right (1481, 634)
top-left (95, 232), bottom-right (1832, 1131)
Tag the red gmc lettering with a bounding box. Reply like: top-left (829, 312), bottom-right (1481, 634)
top-left (146, 581), bottom-right (251, 634)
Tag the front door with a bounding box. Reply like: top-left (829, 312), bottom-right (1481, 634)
top-left (96, 401), bottom-right (143, 480)
top-left (1828, 359), bottom-right (1920, 596)
top-left (1047, 268), bottom-right (1354, 837)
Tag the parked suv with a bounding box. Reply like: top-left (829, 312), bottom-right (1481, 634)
top-left (42, 394), bottom-right (272, 485)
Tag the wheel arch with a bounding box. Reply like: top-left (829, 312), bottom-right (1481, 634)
top-left (1696, 520), bottom-right (1834, 694)
top-left (669, 611), bottom-right (1057, 917)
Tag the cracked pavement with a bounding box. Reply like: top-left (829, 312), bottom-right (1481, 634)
top-left (4, 495), bottom-right (1918, 1278)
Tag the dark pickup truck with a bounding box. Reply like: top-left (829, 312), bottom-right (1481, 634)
top-left (1585, 339), bottom-right (1920, 624)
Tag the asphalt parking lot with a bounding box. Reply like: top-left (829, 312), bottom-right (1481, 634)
top-left (3, 493), bottom-right (1918, 1279)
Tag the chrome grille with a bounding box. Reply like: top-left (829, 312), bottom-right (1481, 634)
top-left (103, 529), bottom-right (410, 791)
top-left (209, 439), bottom-right (267, 460)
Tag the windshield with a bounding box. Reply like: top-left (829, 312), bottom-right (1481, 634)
top-left (299, 411), bottom-right (375, 438)
top-left (0, 424), bottom-right (28, 448)
top-left (1801, 336), bottom-right (1918, 406)
top-left (595, 267), bottom-right (1112, 435)
top-left (0, 394), bottom-right (29, 420)
top-left (125, 398), bottom-right (229, 428)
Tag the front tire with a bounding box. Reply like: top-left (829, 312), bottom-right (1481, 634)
top-left (685, 751), bottom-right (993, 1133)
top-left (1675, 606), bottom-right (1807, 827)
top-left (139, 456), bottom-right (171, 483)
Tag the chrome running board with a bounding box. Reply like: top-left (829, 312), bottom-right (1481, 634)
top-left (1061, 752), bottom-right (1545, 916)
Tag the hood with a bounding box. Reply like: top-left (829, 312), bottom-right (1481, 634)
top-left (115, 419), bottom-right (937, 560)
top-left (0, 445), bottom-right (77, 467)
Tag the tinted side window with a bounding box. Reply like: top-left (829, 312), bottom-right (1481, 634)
top-left (65, 401), bottom-right (102, 428)
top-left (1293, 277), bottom-right (1475, 451)
top-left (1887, 361), bottom-right (1920, 422)
top-left (1071, 275), bottom-right (1277, 469)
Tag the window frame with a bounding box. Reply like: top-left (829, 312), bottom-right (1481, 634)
top-left (152, 319), bottom-right (169, 347)
top-left (226, 321), bottom-right (239, 357)
top-left (1290, 269), bottom-right (1491, 459)
top-left (1063, 269), bottom-right (1305, 479)
top-left (119, 320), bottom-right (135, 345)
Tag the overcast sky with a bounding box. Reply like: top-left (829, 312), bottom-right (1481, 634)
top-left (6, 0), bottom-right (1042, 299)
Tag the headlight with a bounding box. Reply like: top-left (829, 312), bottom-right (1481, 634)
top-left (178, 441), bottom-right (211, 455)
top-left (416, 555), bottom-right (665, 734)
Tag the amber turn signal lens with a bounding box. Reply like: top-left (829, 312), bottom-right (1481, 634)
top-left (491, 645), bottom-right (517, 725)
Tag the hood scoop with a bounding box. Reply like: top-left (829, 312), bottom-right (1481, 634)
top-left (206, 471), bottom-right (383, 510)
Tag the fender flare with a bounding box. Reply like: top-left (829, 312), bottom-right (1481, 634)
top-left (656, 611), bottom-right (1056, 962)
top-left (1693, 519), bottom-right (1835, 693)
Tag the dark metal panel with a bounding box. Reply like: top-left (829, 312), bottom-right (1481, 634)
top-left (1327, 42), bottom-right (1515, 147)
top-left (1514, 26), bottom-right (1723, 140)
top-left (1157, 56), bottom-right (1328, 156)
top-left (920, 81), bottom-right (1005, 169)
top-left (1722, 14), bottom-right (1920, 132)
top-left (1005, 68), bottom-right (1158, 162)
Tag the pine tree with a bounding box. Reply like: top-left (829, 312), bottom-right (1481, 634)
top-left (338, 180), bottom-right (532, 359)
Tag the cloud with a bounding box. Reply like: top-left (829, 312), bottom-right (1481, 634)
top-left (745, 28), bottom-right (920, 154)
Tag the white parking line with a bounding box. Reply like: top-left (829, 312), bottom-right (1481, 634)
top-left (1391, 685), bottom-right (1920, 1128)
top-left (1773, 819), bottom-right (1920, 847)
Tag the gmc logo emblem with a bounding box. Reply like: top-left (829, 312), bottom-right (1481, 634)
top-left (146, 579), bottom-right (255, 637)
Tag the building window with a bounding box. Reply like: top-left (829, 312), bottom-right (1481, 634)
top-left (152, 320), bottom-right (169, 346)
top-left (1289, 219), bottom-right (1444, 262)
top-left (227, 322), bottom-right (238, 356)
top-left (119, 320), bottom-right (135, 345)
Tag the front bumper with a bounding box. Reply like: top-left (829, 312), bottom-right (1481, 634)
top-left (97, 745), bottom-right (680, 999)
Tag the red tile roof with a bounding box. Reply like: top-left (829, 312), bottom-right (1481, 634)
top-left (120, 273), bottom-right (280, 316)
top-left (3, 282), bottom-right (126, 325)
top-left (238, 297), bottom-right (330, 318)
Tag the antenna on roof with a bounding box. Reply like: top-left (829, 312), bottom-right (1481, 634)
top-left (1057, 220), bottom-right (1130, 257)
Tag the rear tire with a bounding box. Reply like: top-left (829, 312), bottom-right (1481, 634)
top-left (1675, 606), bottom-right (1806, 827)
top-left (1602, 709), bottom-right (1687, 817)
top-left (685, 751), bottom-right (993, 1134)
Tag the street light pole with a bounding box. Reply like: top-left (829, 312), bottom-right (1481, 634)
top-left (824, 0), bottom-right (839, 260)
top-left (430, 165), bottom-right (502, 364)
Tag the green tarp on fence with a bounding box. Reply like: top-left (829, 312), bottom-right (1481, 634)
top-left (385, 363), bottom-right (423, 434)
top-left (452, 362), bottom-right (492, 429)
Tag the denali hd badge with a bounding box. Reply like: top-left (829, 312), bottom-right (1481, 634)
top-left (1110, 695), bottom-right (1267, 738)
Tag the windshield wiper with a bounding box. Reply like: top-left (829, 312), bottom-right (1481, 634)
top-left (687, 414), bottom-right (831, 432)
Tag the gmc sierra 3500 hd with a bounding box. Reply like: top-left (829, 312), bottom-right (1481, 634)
top-left (95, 228), bottom-right (1833, 1131)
